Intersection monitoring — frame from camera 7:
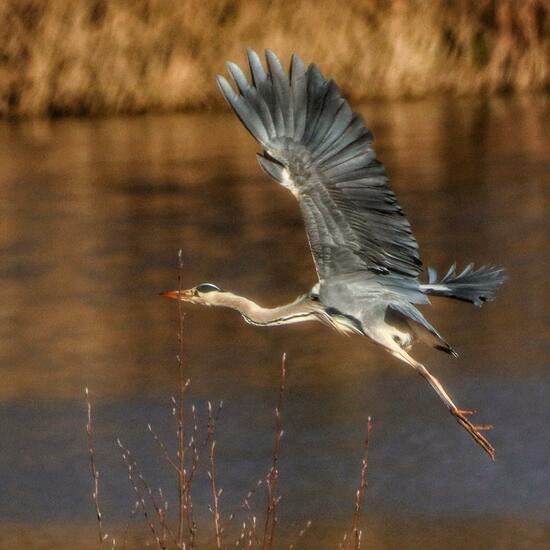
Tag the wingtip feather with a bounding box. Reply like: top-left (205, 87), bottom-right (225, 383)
top-left (216, 74), bottom-right (232, 97)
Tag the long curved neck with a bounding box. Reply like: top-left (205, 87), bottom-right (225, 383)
top-left (210, 292), bottom-right (319, 326)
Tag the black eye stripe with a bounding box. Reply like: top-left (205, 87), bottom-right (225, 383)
top-left (196, 283), bottom-right (222, 293)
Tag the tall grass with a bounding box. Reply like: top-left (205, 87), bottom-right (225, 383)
top-left (1, 0), bottom-right (549, 117)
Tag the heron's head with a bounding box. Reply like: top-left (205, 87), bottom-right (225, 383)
top-left (161, 283), bottom-right (225, 306)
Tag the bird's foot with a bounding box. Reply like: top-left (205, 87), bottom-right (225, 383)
top-left (454, 408), bottom-right (476, 416)
top-left (450, 407), bottom-right (496, 460)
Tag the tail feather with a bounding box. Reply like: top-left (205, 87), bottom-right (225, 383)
top-left (422, 263), bottom-right (506, 306)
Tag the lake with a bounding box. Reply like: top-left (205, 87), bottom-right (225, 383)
top-left (1, 95), bottom-right (549, 548)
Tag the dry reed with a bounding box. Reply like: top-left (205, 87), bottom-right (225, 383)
top-left (2, 0), bottom-right (549, 117)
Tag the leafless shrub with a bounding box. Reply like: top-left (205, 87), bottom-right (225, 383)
top-left (84, 254), bottom-right (373, 547)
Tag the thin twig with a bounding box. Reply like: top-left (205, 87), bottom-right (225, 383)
top-left (242, 480), bottom-right (263, 546)
top-left (117, 438), bottom-right (167, 550)
top-left (135, 473), bottom-right (175, 544)
top-left (148, 422), bottom-right (179, 474)
top-left (187, 402), bottom-right (223, 487)
top-left (247, 516), bottom-right (257, 549)
top-left (288, 519), bottom-right (312, 549)
top-left (121, 445), bottom-right (175, 545)
top-left (346, 417), bottom-right (372, 550)
top-left (227, 478), bottom-right (263, 548)
top-left (168, 271), bottom-right (224, 549)
top-left (157, 488), bottom-right (169, 546)
top-left (85, 387), bottom-right (106, 546)
top-left (122, 500), bottom-right (140, 550)
top-left (236, 521), bottom-right (246, 548)
top-left (262, 353), bottom-right (287, 550)
top-left (208, 402), bottom-right (223, 548)
top-left (174, 248), bottom-right (194, 549)
top-left (189, 405), bottom-right (199, 477)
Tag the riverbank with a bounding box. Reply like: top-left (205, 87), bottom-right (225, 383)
top-left (1, 0), bottom-right (549, 117)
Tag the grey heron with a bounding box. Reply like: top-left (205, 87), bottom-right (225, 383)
top-left (163, 49), bottom-right (505, 460)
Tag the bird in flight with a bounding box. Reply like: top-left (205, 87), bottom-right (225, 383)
top-left (163, 49), bottom-right (505, 460)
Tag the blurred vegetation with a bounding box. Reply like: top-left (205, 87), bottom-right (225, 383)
top-left (1, 0), bottom-right (549, 117)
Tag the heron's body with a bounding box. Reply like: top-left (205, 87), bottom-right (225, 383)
top-left (163, 50), bottom-right (505, 460)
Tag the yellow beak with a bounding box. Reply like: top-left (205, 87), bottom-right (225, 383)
top-left (160, 290), bottom-right (193, 300)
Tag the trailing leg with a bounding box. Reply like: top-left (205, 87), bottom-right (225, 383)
top-left (392, 349), bottom-right (495, 460)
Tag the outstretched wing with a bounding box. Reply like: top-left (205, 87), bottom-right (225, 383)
top-left (217, 49), bottom-right (422, 281)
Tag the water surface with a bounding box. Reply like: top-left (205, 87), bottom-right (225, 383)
top-left (1, 96), bottom-right (549, 548)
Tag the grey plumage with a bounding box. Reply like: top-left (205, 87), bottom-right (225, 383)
top-left (423, 263), bottom-right (506, 306)
top-left (173, 49), bottom-right (507, 460)
top-left (217, 48), bottom-right (421, 281)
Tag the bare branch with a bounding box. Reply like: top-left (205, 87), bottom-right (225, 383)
top-left (85, 387), bottom-right (106, 547)
top-left (262, 353), bottom-right (287, 550)
top-left (117, 438), bottom-right (166, 549)
top-left (148, 422), bottom-right (179, 474)
top-left (208, 402), bottom-right (223, 549)
top-left (289, 519), bottom-right (312, 549)
top-left (345, 417), bottom-right (372, 550)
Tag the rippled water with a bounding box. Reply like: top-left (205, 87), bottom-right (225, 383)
top-left (1, 96), bottom-right (549, 548)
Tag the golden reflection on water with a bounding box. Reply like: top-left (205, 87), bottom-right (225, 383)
top-left (1, 97), bottom-right (548, 401)
top-left (1, 96), bottom-right (549, 548)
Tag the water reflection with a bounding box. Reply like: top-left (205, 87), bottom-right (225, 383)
top-left (0, 96), bottom-right (549, 547)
